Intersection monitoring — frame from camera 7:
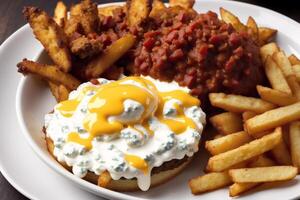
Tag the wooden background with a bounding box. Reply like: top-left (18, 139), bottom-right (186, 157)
top-left (0, 0), bottom-right (299, 199)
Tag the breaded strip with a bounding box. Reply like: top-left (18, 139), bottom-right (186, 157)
top-left (127, 0), bottom-right (152, 27)
top-left (23, 7), bottom-right (71, 72)
top-left (70, 36), bottom-right (103, 58)
top-left (54, 1), bottom-right (67, 27)
top-left (78, 0), bottom-right (99, 34)
top-left (17, 59), bottom-right (80, 90)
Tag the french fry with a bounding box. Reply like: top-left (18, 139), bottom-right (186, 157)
top-left (85, 34), bottom-right (136, 78)
top-left (77, 0), bottom-right (99, 34)
top-left (48, 82), bottom-right (60, 102)
top-left (245, 101), bottom-right (300, 135)
top-left (209, 93), bottom-right (276, 114)
top-left (209, 112), bottom-right (243, 135)
top-left (289, 54), bottom-right (300, 65)
top-left (169, 0), bottom-right (195, 9)
top-left (54, 1), bottom-right (67, 27)
top-left (149, 0), bottom-right (166, 18)
top-left (206, 128), bottom-right (281, 172)
top-left (189, 172), bottom-right (232, 194)
top-left (70, 3), bottom-right (81, 16)
top-left (287, 76), bottom-right (300, 100)
top-left (205, 131), bottom-right (252, 155)
top-left (23, 7), bottom-right (71, 72)
top-left (272, 51), bottom-right (294, 77)
top-left (229, 166), bottom-right (297, 183)
top-left (242, 111), bottom-right (256, 121)
top-left (258, 27), bottom-right (277, 46)
top-left (264, 56), bottom-right (292, 95)
top-left (17, 59), bottom-right (80, 90)
top-left (260, 42), bottom-right (279, 62)
top-left (271, 138), bottom-right (292, 165)
top-left (229, 155), bottom-right (275, 197)
top-left (220, 8), bottom-right (247, 32)
top-left (58, 84), bottom-right (70, 102)
top-left (256, 85), bottom-right (297, 106)
top-left (247, 16), bottom-right (258, 43)
top-left (98, 171), bottom-right (112, 188)
top-left (127, 0), bottom-right (152, 27)
top-left (293, 64), bottom-right (300, 82)
top-left (289, 121), bottom-right (300, 173)
top-left (98, 5), bottom-right (123, 17)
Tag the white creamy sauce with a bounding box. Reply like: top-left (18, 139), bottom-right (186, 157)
top-left (44, 76), bottom-right (206, 191)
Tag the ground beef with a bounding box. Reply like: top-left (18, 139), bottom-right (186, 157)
top-left (132, 10), bottom-right (264, 107)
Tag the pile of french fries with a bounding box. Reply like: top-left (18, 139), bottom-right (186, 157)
top-left (189, 42), bottom-right (300, 197)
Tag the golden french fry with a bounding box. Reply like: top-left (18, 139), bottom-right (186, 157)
top-left (258, 27), bottom-right (277, 46)
top-left (127, 0), bottom-right (152, 26)
top-left (264, 56), bottom-right (292, 95)
top-left (247, 16), bottom-right (258, 42)
top-left (290, 121), bottom-right (300, 173)
top-left (54, 1), bottom-right (67, 27)
top-left (189, 172), bottom-right (232, 194)
top-left (242, 111), bottom-right (257, 121)
top-left (257, 85), bottom-right (297, 106)
top-left (98, 5), bottom-right (123, 17)
top-left (229, 155), bottom-right (275, 197)
top-left (206, 128), bottom-right (281, 172)
top-left (58, 84), bottom-right (70, 102)
top-left (271, 138), bottom-right (292, 165)
top-left (220, 8), bottom-right (247, 32)
top-left (229, 166), bottom-right (297, 183)
top-left (98, 171), bottom-right (112, 188)
top-left (70, 3), bottom-right (81, 16)
top-left (289, 54), bottom-right (300, 65)
top-left (272, 51), bottom-right (294, 77)
top-left (77, 0), bottom-right (99, 34)
top-left (287, 76), bottom-right (300, 100)
top-left (149, 0), bottom-right (166, 18)
top-left (85, 34), bottom-right (136, 78)
top-left (209, 112), bottom-right (243, 135)
top-left (23, 7), bottom-right (71, 72)
top-left (169, 0), bottom-right (195, 9)
top-left (48, 82), bottom-right (60, 102)
top-left (245, 102), bottom-right (300, 135)
top-left (209, 93), bottom-right (276, 114)
top-left (293, 64), bottom-right (300, 82)
top-left (17, 59), bottom-right (80, 90)
top-left (260, 42), bottom-right (279, 62)
top-left (205, 131), bottom-right (252, 155)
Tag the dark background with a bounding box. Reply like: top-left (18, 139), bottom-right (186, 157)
top-left (0, 0), bottom-right (299, 199)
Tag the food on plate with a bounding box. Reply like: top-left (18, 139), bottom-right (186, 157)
top-left (290, 122), bottom-right (300, 172)
top-left (17, 0), bottom-right (300, 197)
top-left (264, 56), bottom-right (292, 95)
top-left (44, 76), bottom-right (206, 191)
top-left (23, 6), bottom-right (71, 72)
top-left (54, 1), bottom-right (67, 27)
top-left (229, 166), bottom-right (298, 183)
top-left (209, 112), bottom-right (243, 135)
top-left (245, 102), bottom-right (300, 135)
top-left (209, 93), bottom-right (276, 113)
top-left (205, 131), bottom-right (252, 155)
top-left (17, 59), bottom-right (80, 90)
top-left (189, 172), bottom-right (232, 194)
top-left (206, 128), bottom-right (281, 172)
top-left (85, 34), bottom-right (136, 78)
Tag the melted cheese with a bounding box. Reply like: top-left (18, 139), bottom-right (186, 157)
top-left (56, 76), bottom-right (200, 171)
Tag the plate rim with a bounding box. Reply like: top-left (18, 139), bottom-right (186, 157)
top-left (0, 0), bottom-right (299, 200)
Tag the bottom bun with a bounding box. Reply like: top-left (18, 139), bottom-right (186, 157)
top-left (46, 137), bottom-right (193, 191)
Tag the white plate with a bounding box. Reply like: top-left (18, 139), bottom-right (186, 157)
top-left (0, 1), bottom-right (299, 200)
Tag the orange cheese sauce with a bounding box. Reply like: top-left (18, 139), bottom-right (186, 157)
top-left (55, 76), bottom-right (200, 172)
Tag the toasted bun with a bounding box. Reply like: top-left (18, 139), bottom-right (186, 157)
top-left (46, 137), bottom-right (193, 191)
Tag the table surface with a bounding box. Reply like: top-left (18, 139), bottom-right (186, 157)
top-left (1, 0), bottom-right (300, 199)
